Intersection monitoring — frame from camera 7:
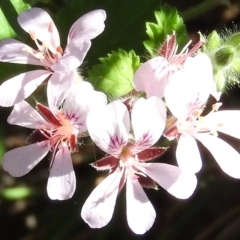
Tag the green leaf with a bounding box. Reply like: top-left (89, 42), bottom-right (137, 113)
top-left (88, 49), bottom-right (141, 98)
top-left (0, 0), bottom-right (30, 41)
top-left (144, 3), bottom-right (188, 56)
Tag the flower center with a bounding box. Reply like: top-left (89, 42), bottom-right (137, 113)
top-left (37, 103), bottom-right (76, 151)
top-left (26, 30), bottom-right (63, 67)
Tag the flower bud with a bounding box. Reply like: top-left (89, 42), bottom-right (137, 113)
top-left (203, 29), bottom-right (240, 92)
top-left (214, 46), bottom-right (236, 67)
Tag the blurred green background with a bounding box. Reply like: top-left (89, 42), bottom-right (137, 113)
top-left (1, 0), bottom-right (240, 239)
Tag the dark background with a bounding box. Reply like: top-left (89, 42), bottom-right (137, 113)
top-left (1, 0), bottom-right (240, 239)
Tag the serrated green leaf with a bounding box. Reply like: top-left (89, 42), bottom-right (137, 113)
top-left (144, 3), bottom-right (188, 56)
top-left (0, 0), bottom-right (30, 41)
top-left (88, 49), bottom-right (140, 98)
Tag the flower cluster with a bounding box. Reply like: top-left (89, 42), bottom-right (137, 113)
top-left (1, 7), bottom-right (240, 235)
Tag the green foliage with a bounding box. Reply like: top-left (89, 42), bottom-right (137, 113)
top-left (87, 49), bottom-right (140, 98)
top-left (1, 186), bottom-right (33, 200)
top-left (144, 3), bottom-right (188, 56)
top-left (0, 0), bottom-right (30, 41)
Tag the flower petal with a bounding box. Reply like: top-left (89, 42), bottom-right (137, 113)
top-left (47, 145), bottom-right (76, 200)
top-left (176, 135), bottom-right (202, 173)
top-left (133, 56), bottom-right (173, 98)
top-left (18, 8), bottom-right (60, 49)
top-left (0, 39), bottom-right (43, 66)
top-left (0, 70), bottom-right (51, 107)
top-left (203, 110), bottom-right (240, 139)
top-left (165, 54), bottom-right (213, 120)
top-left (68, 9), bottom-right (106, 41)
top-left (126, 177), bottom-right (156, 234)
top-left (132, 97), bottom-right (166, 152)
top-left (87, 101), bottom-right (129, 157)
top-left (81, 169), bottom-right (122, 228)
top-left (138, 162), bottom-right (197, 199)
top-left (7, 100), bottom-right (50, 129)
top-left (2, 140), bottom-right (50, 177)
top-left (63, 81), bottom-right (107, 133)
top-left (196, 133), bottom-right (240, 178)
top-left (47, 71), bottom-right (76, 113)
top-left (51, 38), bottom-right (91, 72)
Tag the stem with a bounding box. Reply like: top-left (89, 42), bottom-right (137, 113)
top-left (181, 0), bottom-right (230, 21)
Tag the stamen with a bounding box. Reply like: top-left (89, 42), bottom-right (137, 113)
top-left (29, 30), bottom-right (37, 41)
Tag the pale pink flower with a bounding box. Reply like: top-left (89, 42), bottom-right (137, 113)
top-left (164, 54), bottom-right (240, 178)
top-left (0, 8), bottom-right (106, 107)
top-left (81, 97), bottom-right (197, 234)
top-left (2, 81), bottom-right (107, 200)
top-left (133, 33), bottom-right (204, 98)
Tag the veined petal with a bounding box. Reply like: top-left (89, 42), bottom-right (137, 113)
top-left (126, 177), bottom-right (156, 234)
top-left (132, 97), bottom-right (166, 152)
top-left (68, 9), bottom-right (106, 41)
top-left (63, 81), bottom-right (107, 133)
top-left (8, 100), bottom-right (50, 129)
top-left (196, 133), bottom-right (240, 178)
top-left (18, 8), bottom-right (60, 49)
top-left (138, 162), bottom-right (197, 199)
top-left (47, 146), bottom-right (76, 200)
top-left (81, 168), bottom-right (122, 228)
top-left (203, 110), bottom-right (240, 139)
top-left (133, 56), bottom-right (173, 98)
top-left (47, 71), bottom-right (76, 113)
top-left (0, 70), bottom-right (51, 107)
top-left (176, 135), bottom-right (202, 173)
top-left (87, 101), bottom-right (129, 157)
top-left (2, 140), bottom-right (50, 177)
top-left (0, 39), bottom-right (43, 66)
top-left (51, 38), bottom-right (91, 72)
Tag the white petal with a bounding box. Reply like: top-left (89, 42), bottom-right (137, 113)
top-left (7, 100), bottom-right (50, 129)
top-left (87, 101), bottom-right (129, 157)
top-left (52, 38), bottom-right (91, 72)
top-left (132, 97), bottom-right (166, 151)
top-left (165, 54), bottom-right (213, 120)
top-left (68, 9), bottom-right (106, 41)
top-left (196, 133), bottom-right (240, 178)
top-left (47, 71), bottom-right (76, 113)
top-left (18, 8), bottom-right (60, 49)
top-left (138, 163), bottom-right (197, 199)
top-left (164, 70), bottom-right (189, 120)
top-left (47, 146), bottom-right (76, 200)
top-left (204, 110), bottom-right (240, 139)
top-left (2, 141), bottom-right (50, 177)
top-left (133, 56), bottom-right (173, 98)
top-left (0, 39), bottom-right (43, 66)
top-left (126, 177), bottom-right (156, 234)
top-left (81, 169), bottom-right (122, 228)
top-left (63, 81), bottom-right (107, 133)
top-left (176, 135), bottom-right (202, 173)
top-left (0, 70), bottom-right (51, 107)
